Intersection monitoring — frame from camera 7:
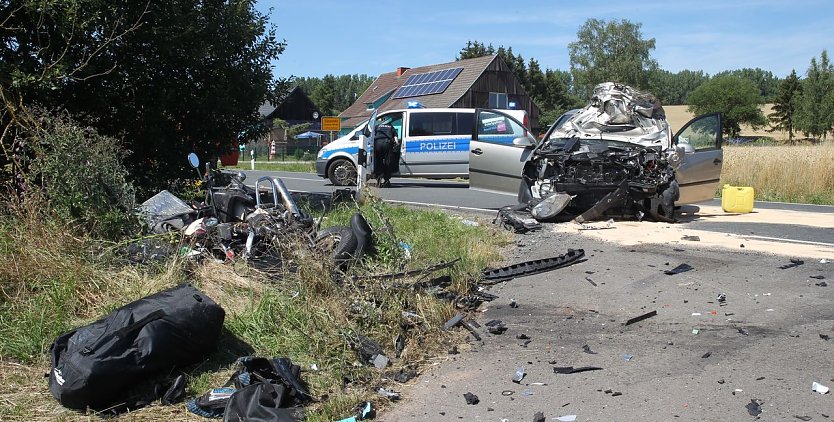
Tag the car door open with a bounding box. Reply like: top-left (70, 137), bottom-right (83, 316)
top-left (468, 109), bottom-right (536, 195)
top-left (673, 112), bottom-right (723, 204)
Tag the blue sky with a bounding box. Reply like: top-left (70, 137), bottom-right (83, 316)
top-left (258, 0), bottom-right (833, 80)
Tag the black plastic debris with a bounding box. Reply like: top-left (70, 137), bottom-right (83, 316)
top-left (488, 324), bottom-right (508, 335)
top-left (517, 334), bottom-right (531, 340)
top-left (702, 351), bottom-right (712, 359)
top-left (820, 334), bottom-right (831, 341)
top-left (811, 275), bottom-right (826, 280)
top-left (533, 411), bottom-right (546, 422)
top-left (582, 344), bottom-right (597, 354)
top-left (395, 334), bottom-right (406, 358)
top-left (737, 328), bottom-right (750, 336)
top-left (664, 263), bottom-right (693, 275)
top-left (794, 415), bottom-right (812, 421)
top-left (585, 276), bottom-right (598, 287)
top-left (461, 320), bottom-right (483, 341)
top-left (392, 369), bottom-right (417, 383)
top-left (624, 310), bottom-right (657, 326)
top-left (464, 392), bottom-right (479, 405)
top-left (553, 366), bottom-right (603, 374)
top-left (510, 299), bottom-right (519, 308)
top-left (816, 281), bottom-right (828, 287)
top-left (779, 259), bottom-right (805, 269)
top-left (481, 249), bottom-right (585, 283)
top-left (718, 293), bottom-right (727, 305)
top-left (746, 399), bottom-right (763, 416)
top-left (681, 235), bottom-right (701, 241)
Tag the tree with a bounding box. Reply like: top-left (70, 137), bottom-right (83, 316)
top-left (687, 75), bottom-right (767, 139)
top-left (295, 74), bottom-right (374, 116)
top-left (568, 19), bottom-right (658, 99)
top-left (768, 70), bottom-right (801, 144)
top-left (2, 0), bottom-right (287, 194)
top-left (647, 69), bottom-right (709, 105)
top-left (457, 40), bottom-right (495, 60)
top-left (713, 68), bottom-right (781, 102)
top-left (796, 50), bottom-right (834, 141)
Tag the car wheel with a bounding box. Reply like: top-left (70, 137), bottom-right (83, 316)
top-left (314, 226), bottom-right (358, 264)
top-left (328, 158), bottom-right (357, 186)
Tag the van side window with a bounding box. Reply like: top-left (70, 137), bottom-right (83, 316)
top-left (456, 113), bottom-right (473, 136)
top-left (409, 113), bottom-right (454, 136)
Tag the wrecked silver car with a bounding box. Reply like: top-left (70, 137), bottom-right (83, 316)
top-left (468, 82), bottom-right (724, 221)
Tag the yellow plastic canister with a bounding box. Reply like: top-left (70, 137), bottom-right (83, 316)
top-left (721, 184), bottom-right (755, 213)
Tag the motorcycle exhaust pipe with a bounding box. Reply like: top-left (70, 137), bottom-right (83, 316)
top-left (255, 176), bottom-right (301, 221)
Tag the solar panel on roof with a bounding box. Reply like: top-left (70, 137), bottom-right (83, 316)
top-left (392, 67), bottom-right (463, 99)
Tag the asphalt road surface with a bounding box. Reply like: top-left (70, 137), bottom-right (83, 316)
top-left (243, 170), bottom-right (834, 248)
top-left (241, 169), bottom-right (834, 420)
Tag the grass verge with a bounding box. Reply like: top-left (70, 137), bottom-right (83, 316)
top-left (0, 195), bottom-right (510, 420)
top-left (226, 161), bottom-right (316, 173)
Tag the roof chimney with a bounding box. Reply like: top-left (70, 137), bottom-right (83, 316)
top-left (397, 67), bottom-right (410, 76)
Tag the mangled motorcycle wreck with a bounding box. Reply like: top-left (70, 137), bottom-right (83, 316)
top-left (471, 82), bottom-right (724, 223)
top-left (136, 153), bottom-right (371, 268)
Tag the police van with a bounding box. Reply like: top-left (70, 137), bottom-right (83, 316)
top-left (315, 108), bottom-right (529, 185)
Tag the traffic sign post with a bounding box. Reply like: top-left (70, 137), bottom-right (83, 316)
top-left (321, 117), bottom-right (341, 145)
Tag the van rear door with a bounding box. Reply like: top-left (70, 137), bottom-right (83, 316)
top-left (468, 109), bottom-right (535, 195)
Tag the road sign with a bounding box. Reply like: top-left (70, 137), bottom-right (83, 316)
top-left (321, 117), bottom-right (341, 132)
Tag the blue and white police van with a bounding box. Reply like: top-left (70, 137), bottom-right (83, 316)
top-left (315, 107), bottom-right (529, 186)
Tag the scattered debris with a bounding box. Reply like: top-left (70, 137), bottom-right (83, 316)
top-left (780, 259), bottom-right (805, 269)
top-left (553, 366), bottom-right (603, 374)
top-left (813, 381), bottom-right (830, 394)
top-left (390, 369), bottom-right (417, 384)
top-left (510, 299), bottom-right (519, 308)
top-left (463, 392), bottom-right (479, 405)
top-left (556, 415), bottom-right (578, 422)
top-left (681, 235), bottom-right (701, 241)
top-left (737, 328), bottom-right (750, 336)
top-left (745, 399), bottom-right (762, 417)
top-left (512, 367), bottom-right (526, 383)
top-left (822, 259), bottom-right (831, 264)
top-left (585, 276), bottom-right (598, 287)
top-left (810, 275), bottom-right (826, 280)
top-left (794, 416), bottom-right (812, 421)
top-left (460, 219), bottom-right (479, 227)
top-left (692, 328), bottom-right (700, 335)
top-left (372, 354), bottom-right (389, 369)
top-left (622, 354), bottom-right (634, 362)
top-left (377, 388), bottom-right (400, 401)
top-left (481, 249), bottom-right (586, 284)
top-left (582, 344), bottom-right (597, 354)
top-left (817, 281), bottom-right (828, 287)
top-left (336, 401), bottom-right (374, 422)
top-left (702, 352), bottom-right (712, 359)
top-left (502, 390), bottom-right (514, 396)
top-left (664, 263), bottom-right (693, 275)
top-left (517, 334), bottom-right (531, 340)
top-left (486, 319), bottom-right (508, 335)
top-left (532, 411), bottom-right (546, 422)
top-left (820, 334), bottom-right (831, 341)
top-left (717, 293), bottom-right (727, 305)
top-left (624, 310), bottom-right (658, 326)
top-left (494, 206), bottom-right (542, 233)
top-left (578, 219), bottom-right (616, 230)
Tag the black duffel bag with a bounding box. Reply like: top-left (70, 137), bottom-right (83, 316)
top-left (48, 283), bottom-right (225, 410)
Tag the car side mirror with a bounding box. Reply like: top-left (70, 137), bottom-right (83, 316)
top-left (187, 152), bottom-right (200, 169)
top-left (512, 136), bottom-right (534, 147)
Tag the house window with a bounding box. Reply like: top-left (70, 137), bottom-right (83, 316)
top-left (366, 103), bottom-right (375, 110)
top-left (489, 92), bottom-right (508, 109)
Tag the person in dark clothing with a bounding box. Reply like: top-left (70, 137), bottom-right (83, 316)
top-left (373, 123), bottom-right (398, 187)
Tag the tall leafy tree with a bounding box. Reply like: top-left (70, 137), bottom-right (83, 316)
top-left (714, 68), bottom-right (781, 102)
top-left (2, 0), bottom-right (286, 193)
top-left (796, 50), bottom-right (834, 141)
top-left (648, 69), bottom-right (709, 105)
top-left (687, 75), bottom-right (767, 139)
top-left (767, 70), bottom-right (801, 144)
top-left (568, 19), bottom-right (658, 99)
top-left (295, 74), bottom-right (374, 116)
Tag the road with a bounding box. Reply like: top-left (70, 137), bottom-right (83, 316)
top-left (243, 170), bottom-right (834, 255)
top-left (242, 170), bottom-right (834, 420)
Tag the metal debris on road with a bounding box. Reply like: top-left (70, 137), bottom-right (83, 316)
top-left (664, 263), bottom-right (694, 275)
top-left (746, 399), bottom-right (762, 417)
top-left (553, 366), bottom-right (603, 374)
top-left (512, 367), bottom-right (526, 383)
top-left (681, 235), bottom-right (701, 241)
top-left (582, 344), bottom-right (597, 354)
top-left (623, 310), bottom-right (658, 326)
top-left (480, 249), bottom-right (586, 284)
top-left (812, 381), bottom-right (830, 394)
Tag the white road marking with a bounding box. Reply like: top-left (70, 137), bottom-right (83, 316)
top-left (742, 235), bottom-right (834, 247)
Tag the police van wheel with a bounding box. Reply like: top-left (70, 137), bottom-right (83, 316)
top-left (328, 159), bottom-right (357, 186)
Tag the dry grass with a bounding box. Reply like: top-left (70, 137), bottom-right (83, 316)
top-left (0, 196), bottom-right (509, 421)
top-left (721, 143), bottom-right (834, 204)
top-left (665, 104), bottom-right (787, 140)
